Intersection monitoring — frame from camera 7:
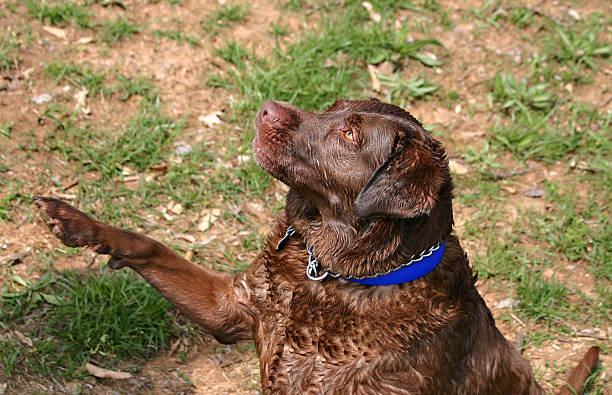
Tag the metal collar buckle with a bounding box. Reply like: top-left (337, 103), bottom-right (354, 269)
top-left (276, 225), bottom-right (296, 251)
top-left (305, 246), bottom-right (341, 281)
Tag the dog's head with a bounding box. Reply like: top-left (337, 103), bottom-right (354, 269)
top-left (253, 98), bottom-right (451, 226)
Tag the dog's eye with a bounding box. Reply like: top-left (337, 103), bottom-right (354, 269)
top-left (344, 130), bottom-right (354, 141)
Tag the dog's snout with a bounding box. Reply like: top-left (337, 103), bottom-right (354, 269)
top-left (261, 100), bottom-right (281, 123)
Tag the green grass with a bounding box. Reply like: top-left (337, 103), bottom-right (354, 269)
top-left (215, 39), bottom-right (251, 65)
top-left (114, 75), bottom-right (158, 101)
top-left (508, 7), bottom-right (536, 28)
top-left (0, 268), bottom-right (181, 380)
top-left (378, 73), bottom-right (439, 106)
top-left (0, 182), bottom-right (24, 222)
top-left (45, 100), bottom-right (181, 170)
top-left (490, 72), bottom-right (555, 120)
top-left (44, 61), bottom-right (109, 96)
top-left (202, 2), bottom-right (249, 35)
top-left (44, 61), bottom-right (158, 101)
top-left (26, 0), bottom-right (93, 28)
top-left (0, 28), bottom-right (21, 72)
top-left (516, 268), bottom-right (569, 323)
top-left (534, 183), bottom-right (611, 280)
top-left (546, 23), bottom-right (611, 82)
top-left (0, 122), bottom-right (13, 138)
top-left (84, 101), bottom-right (183, 177)
top-left (152, 29), bottom-right (201, 46)
top-left (100, 18), bottom-right (144, 44)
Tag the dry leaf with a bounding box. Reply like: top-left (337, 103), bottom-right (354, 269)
top-left (21, 68), bottom-right (35, 79)
top-left (198, 111), bottom-right (223, 127)
top-left (149, 163), bottom-right (168, 173)
top-left (13, 330), bottom-right (33, 347)
top-left (169, 202), bottom-right (184, 215)
top-left (42, 26), bottom-right (67, 40)
top-left (568, 8), bottom-right (580, 20)
top-left (361, 2), bottom-right (381, 22)
top-left (169, 338), bottom-right (181, 356)
top-left (85, 363), bottom-right (132, 379)
top-left (74, 89), bottom-right (90, 114)
top-left (76, 37), bottom-right (94, 45)
top-left (199, 235), bottom-right (217, 245)
top-left (521, 187), bottom-right (545, 198)
top-left (32, 94), bottom-right (52, 104)
top-left (123, 175), bottom-right (140, 183)
top-left (55, 193), bottom-right (77, 200)
top-left (237, 155), bottom-right (250, 165)
top-left (449, 160), bottom-right (469, 175)
top-left (122, 167), bottom-right (135, 176)
top-left (494, 298), bottom-right (518, 309)
top-left (74, 89), bottom-right (87, 106)
top-left (367, 64), bottom-right (381, 92)
top-left (198, 208), bottom-right (221, 232)
top-left (0, 248), bottom-right (31, 266)
top-left (178, 234), bottom-right (196, 243)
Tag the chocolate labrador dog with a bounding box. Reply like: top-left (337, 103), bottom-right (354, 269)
top-left (36, 99), bottom-right (598, 393)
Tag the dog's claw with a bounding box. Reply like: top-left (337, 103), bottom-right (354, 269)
top-left (34, 196), bottom-right (100, 249)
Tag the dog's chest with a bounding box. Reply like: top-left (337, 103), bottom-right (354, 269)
top-left (252, 246), bottom-right (434, 393)
top-left (258, 280), bottom-right (381, 392)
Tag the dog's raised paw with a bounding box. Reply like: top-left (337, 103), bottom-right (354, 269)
top-left (34, 196), bottom-right (100, 249)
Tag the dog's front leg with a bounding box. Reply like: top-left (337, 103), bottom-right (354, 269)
top-left (34, 197), bottom-right (256, 344)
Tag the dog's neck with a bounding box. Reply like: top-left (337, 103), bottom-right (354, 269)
top-left (285, 184), bottom-right (454, 279)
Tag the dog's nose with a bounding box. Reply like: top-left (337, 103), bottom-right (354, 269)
top-left (260, 101), bottom-right (281, 123)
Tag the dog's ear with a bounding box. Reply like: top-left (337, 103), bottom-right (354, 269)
top-left (354, 137), bottom-right (446, 219)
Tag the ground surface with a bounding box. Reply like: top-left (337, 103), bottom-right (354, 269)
top-left (0, 0), bottom-right (610, 393)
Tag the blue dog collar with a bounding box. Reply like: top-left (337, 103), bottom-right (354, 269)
top-left (344, 241), bottom-right (445, 285)
top-left (276, 226), bottom-right (446, 286)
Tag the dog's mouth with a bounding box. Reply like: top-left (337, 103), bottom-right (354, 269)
top-left (252, 101), bottom-right (297, 181)
top-left (252, 134), bottom-right (277, 175)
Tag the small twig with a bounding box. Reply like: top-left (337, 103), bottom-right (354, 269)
top-left (481, 165), bottom-right (541, 180)
top-left (0, 248), bottom-right (31, 266)
top-left (88, 253), bottom-right (98, 267)
top-left (62, 180), bottom-right (79, 191)
top-left (599, 96), bottom-right (612, 108)
top-left (100, 1), bottom-right (126, 9)
top-left (576, 332), bottom-right (607, 341)
top-left (219, 358), bottom-right (240, 369)
top-left (510, 313), bottom-right (526, 327)
top-left (55, 193), bottom-right (77, 200)
top-left (51, 377), bottom-right (67, 393)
